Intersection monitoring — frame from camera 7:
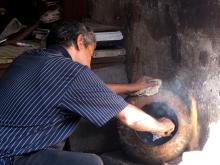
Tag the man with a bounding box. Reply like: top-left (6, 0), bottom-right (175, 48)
top-left (0, 21), bottom-right (174, 165)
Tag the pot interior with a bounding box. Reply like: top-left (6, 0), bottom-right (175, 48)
top-left (135, 102), bottom-right (179, 146)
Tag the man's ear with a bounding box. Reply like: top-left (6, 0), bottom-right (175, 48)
top-left (76, 34), bottom-right (85, 50)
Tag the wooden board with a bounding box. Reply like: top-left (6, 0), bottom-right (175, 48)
top-left (93, 48), bottom-right (125, 58)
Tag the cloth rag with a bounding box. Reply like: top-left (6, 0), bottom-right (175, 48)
top-left (131, 79), bottom-right (162, 96)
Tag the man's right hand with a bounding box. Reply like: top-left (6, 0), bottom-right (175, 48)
top-left (117, 104), bottom-right (175, 137)
top-left (155, 118), bottom-right (175, 137)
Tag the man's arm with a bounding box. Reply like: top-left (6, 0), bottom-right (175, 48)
top-left (106, 83), bottom-right (139, 94)
top-left (106, 76), bottom-right (158, 94)
top-left (116, 104), bottom-right (175, 137)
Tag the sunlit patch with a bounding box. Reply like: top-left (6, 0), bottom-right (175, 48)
top-left (180, 97), bottom-right (220, 165)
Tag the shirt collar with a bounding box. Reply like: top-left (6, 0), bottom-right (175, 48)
top-left (48, 44), bottom-right (71, 58)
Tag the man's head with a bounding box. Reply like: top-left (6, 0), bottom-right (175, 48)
top-left (46, 20), bottom-right (96, 67)
top-left (46, 20), bottom-right (96, 48)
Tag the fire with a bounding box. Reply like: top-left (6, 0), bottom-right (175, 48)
top-left (187, 95), bottom-right (199, 150)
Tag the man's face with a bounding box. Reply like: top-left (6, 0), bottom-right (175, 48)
top-left (73, 34), bottom-right (96, 68)
top-left (85, 43), bottom-right (95, 59)
top-left (77, 43), bottom-right (95, 68)
top-left (84, 43), bottom-right (95, 67)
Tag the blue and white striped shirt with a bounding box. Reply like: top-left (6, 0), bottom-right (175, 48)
top-left (0, 47), bottom-right (128, 165)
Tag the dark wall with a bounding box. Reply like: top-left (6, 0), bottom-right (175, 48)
top-left (63, 0), bottom-right (88, 21)
top-left (0, 0), bottom-right (47, 25)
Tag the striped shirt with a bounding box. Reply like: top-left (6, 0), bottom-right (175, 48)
top-left (0, 46), bottom-right (128, 165)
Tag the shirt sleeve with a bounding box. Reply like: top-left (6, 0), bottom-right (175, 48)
top-left (61, 67), bottom-right (128, 127)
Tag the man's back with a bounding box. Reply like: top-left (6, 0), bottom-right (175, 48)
top-left (0, 49), bottom-right (84, 163)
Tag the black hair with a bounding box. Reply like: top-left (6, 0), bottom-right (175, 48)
top-left (46, 20), bottom-right (96, 48)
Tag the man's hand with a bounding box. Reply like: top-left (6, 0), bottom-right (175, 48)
top-left (155, 118), bottom-right (175, 137)
top-left (132, 76), bottom-right (159, 92)
top-left (106, 75), bottom-right (159, 94)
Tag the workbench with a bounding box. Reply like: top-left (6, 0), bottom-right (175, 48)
top-left (0, 44), bottom-right (38, 75)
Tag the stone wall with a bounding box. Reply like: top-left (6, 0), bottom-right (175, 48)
top-left (88, 0), bottom-right (220, 148)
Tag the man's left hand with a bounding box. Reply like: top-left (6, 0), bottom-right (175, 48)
top-left (132, 76), bottom-right (158, 92)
